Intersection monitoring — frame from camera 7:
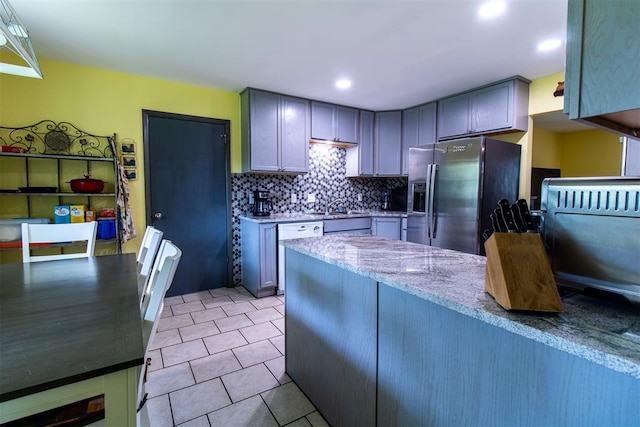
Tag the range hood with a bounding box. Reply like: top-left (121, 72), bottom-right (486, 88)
top-left (0, 0), bottom-right (42, 78)
top-left (309, 138), bottom-right (357, 148)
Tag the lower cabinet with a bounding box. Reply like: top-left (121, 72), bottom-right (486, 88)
top-left (285, 250), bottom-right (377, 426)
top-left (371, 217), bottom-right (402, 240)
top-left (323, 217), bottom-right (372, 235)
top-left (240, 219), bottom-right (277, 298)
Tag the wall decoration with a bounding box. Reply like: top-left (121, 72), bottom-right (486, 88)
top-left (119, 138), bottom-right (137, 180)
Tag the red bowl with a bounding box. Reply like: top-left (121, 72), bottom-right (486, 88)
top-left (69, 178), bottom-right (105, 193)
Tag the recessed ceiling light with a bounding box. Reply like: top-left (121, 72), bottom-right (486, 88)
top-left (335, 79), bottom-right (352, 90)
top-left (478, 1), bottom-right (506, 19)
top-left (538, 39), bottom-right (562, 52)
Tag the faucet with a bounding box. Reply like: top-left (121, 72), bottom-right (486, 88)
top-left (325, 198), bottom-right (344, 214)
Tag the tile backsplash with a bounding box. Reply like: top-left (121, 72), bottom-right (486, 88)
top-left (230, 144), bottom-right (406, 284)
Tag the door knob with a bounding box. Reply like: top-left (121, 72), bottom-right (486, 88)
top-left (153, 212), bottom-right (164, 220)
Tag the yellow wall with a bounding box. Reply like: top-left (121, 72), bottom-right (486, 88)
top-left (559, 129), bottom-right (622, 176)
top-left (0, 59), bottom-right (241, 254)
top-left (529, 72), bottom-right (565, 116)
top-left (532, 128), bottom-right (562, 169)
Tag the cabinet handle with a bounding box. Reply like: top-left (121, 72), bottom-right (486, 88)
top-left (153, 212), bottom-right (164, 220)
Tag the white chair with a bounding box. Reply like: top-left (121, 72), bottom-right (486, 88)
top-left (136, 226), bottom-right (163, 303)
top-left (21, 222), bottom-right (98, 263)
top-left (137, 240), bottom-right (181, 426)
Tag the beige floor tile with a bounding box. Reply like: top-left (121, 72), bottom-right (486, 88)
top-left (228, 291), bottom-right (256, 303)
top-left (164, 295), bottom-right (184, 306)
top-left (190, 350), bottom-right (242, 383)
top-left (179, 321), bottom-right (220, 342)
top-left (170, 378), bottom-right (231, 425)
top-left (246, 307), bottom-right (283, 324)
top-left (175, 415), bottom-right (210, 427)
top-left (209, 287), bottom-right (240, 297)
top-left (239, 321), bottom-right (282, 343)
top-left (181, 291), bottom-right (214, 303)
top-left (250, 296), bottom-right (282, 310)
top-left (222, 301), bottom-right (257, 317)
top-left (233, 340), bottom-right (282, 367)
top-left (147, 348), bottom-right (163, 372)
top-left (202, 295), bottom-right (235, 309)
top-left (287, 418), bottom-right (312, 427)
top-left (261, 382), bottom-right (316, 425)
top-left (207, 395), bottom-right (278, 427)
top-left (146, 394), bottom-right (173, 427)
top-left (162, 339), bottom-right (208, 367)
top-left (221, 364), bottom-right (279, 402)
top-left (271, 317), bottom-right (285, 334)
top-left (270, 334), bottom-right (285, 355)
top-left (274, 304), bottom-right (285, 316)
top-left (157, 313), bottom-right (194, 332)
top-left (265, 356), bottom-right (291, 385)
top-left (149, 329), bottom-right (182, 351)
top-left (191, 306), bottom-right (227, 323)
top-left (203, 330), bottom-right (248, 354)
top-left (146, 362), bottom-right (195, 398)
top-left (306, 411), bottom-right (330, 427)
top-left (171, 300), bottom-right (206, 316)
top-left (215, 313), bottom-right (254, 332)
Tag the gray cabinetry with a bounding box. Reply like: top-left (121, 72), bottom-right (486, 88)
top-left (241, 88), bottom-right (309, 173)
top-left (285, 250), bottom-right (377, 426)
top-left (437, 77), bottom-right (530, 140)
top-left (240, 219), bottom-right (277, 298)
top-left (324, 217), bottom-right (371, 235)
top-left (564, 0), bottom-right (640, 137)
top-left (311, 101), bottom-right (358, 143)
top-left (374, 111), bottom-right (403, 176)
top-left (402, 102), bottom-right (437, 175)
top-left (371, 217), bottom-right (402, 240)
top-left (346, 110), bottom-right (374, 176)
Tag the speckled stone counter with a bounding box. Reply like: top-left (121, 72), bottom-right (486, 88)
top-left (239, 210), bottom-right (406, 224)
top-left (284, 234), bottom-right (640, 425)
top-left (285, 233), bottom-right (640, 378)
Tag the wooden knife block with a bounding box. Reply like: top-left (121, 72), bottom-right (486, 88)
top-left (484, 232), bottom-right (563, 312)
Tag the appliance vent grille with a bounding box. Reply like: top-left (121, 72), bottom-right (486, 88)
top-left (555, 189), bottom-right (640, 215)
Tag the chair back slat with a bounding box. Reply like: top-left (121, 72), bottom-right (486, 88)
top-left (21, 222), bottom-right (98, 263)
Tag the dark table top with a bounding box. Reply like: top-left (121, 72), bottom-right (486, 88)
top-left (0, 254), bottom-right (144, 402)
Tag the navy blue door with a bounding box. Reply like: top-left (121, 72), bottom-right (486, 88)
top-left (143, 111), bottom-right (231, 296)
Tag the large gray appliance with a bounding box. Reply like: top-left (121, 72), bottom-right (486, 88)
top-left (407, 136), bottom-right (521, 255)
top-left (540, 177), bottom-right (640, 305)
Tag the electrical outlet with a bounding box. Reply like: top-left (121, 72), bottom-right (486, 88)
top-left (357, 193), bottom-right (363, 202)
top-left (291, 193), bottom-right (297, 203)
top-left (248, 193), bottom-right (254, 204)
top-left (307, 193), bottom-right (316, 203)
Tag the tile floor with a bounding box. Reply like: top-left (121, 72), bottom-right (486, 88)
top-left (145, 286), bottom-right (329, 427)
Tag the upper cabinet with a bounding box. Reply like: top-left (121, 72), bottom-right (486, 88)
top-left (374, 111), bottom-right (403, 176)
top-left (437, 77), bottom-right (530, 141)
top-left (311, 101), bottom-right (359, 144)
top-left (402, 102), bottom-right (437, 175)
top-left (346, 110), bottom-right (375, 177)
top-left (564, 0), bottom-right (640, 138)
top-left (241, 88), bottom-right (309, 173)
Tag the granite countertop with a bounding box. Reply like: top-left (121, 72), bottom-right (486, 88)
top-left (284, 234), bottom-right (640, 379)
top-left (240, 210), bottom-right (407, 223)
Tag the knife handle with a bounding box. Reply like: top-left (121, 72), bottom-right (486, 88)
top-left (509, 203), bottom-right (528, 232)
top-left (516, 199), bottom-right (537, 232)
top-left (491, 210), bottom-right (506, 233)
top-left (497, 199), bottom-right (518, 232)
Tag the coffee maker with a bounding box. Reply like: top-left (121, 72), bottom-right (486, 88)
top-left (252, 190), bottom-right (272, 216)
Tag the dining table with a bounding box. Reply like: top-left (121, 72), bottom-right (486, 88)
top-left (0, 253), bottom-right (143, 426)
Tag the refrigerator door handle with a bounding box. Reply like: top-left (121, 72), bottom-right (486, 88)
top-left (429, 164), bottom-right (437, 238)
top-left (425, 164), bottom-right (433, 238)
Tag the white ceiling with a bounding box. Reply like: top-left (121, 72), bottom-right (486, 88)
top-left (11, 0), bottom-right (569, 112)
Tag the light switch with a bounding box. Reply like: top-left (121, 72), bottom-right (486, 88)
top-left (307, 193), bottom-right (316, 203)
top-left (291, 193), bottom-right (297, 203)
top-left (357, 193), bottom-right (362, 202)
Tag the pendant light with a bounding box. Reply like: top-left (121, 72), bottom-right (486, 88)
top-left (0, 0), bottom-right (42, 78)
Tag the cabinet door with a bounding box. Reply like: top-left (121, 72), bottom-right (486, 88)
top-left (374, 111), bottom-right (403, 176)
top-left (249, 90), bottom-right (280, 171)
top-left (259, 224), bottom-right (277, 290)
top-left (402, 107), bottom-right (419, 176)
top-left (437, 94), bottom-right (471, 140)
top-left (372, 217), bottom-right (402, 240)
top-left (335, 106), bottom-right (359, 143)
top-left (472, 81), bottom-right (512, 133)
top-left (280, 96), bottom-right (309, 173)
top-left (417, 102), bottom-right (437, 146)
top-left (346, 110), bottom-right (374, 176)
top-left (310, 101), bottom-right (335, 141)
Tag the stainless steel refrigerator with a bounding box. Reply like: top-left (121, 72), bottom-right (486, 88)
top-left (407, 136), bottom-right (521, 255)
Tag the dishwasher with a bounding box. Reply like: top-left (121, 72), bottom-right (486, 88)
top-left (278, 221), bottom-right (324, 294)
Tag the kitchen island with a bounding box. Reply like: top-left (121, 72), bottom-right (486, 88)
top-left (283, 234), bottom-right (640, 426)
